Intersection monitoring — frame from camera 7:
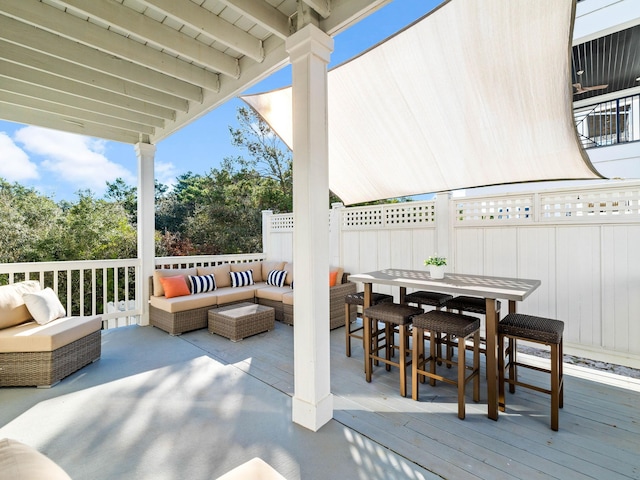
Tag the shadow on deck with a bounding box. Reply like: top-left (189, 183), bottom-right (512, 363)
top-left (1, 321), bottom-right (639, 480)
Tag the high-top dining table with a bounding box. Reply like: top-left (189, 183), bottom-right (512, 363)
top-left (348, 268), bottom-right (541, 420)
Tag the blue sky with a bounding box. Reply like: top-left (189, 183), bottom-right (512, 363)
top-left (0, 1), bottom-right (441, 202)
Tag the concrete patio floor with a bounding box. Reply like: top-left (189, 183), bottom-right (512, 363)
top-left (1, 320), bottom-right (639, 479)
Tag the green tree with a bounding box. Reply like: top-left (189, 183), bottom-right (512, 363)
top-left (0, 179), bottom-right (62, 263)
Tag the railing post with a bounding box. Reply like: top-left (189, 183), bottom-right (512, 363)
top-left (261, 210), bottom-right (273, 260)
top-left (435, 192), bottom-right (451, 266)
top-left (330, 202), bottom-right (344, 267)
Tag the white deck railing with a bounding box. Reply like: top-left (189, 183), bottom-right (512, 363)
top-left (0, 253), bottom-right (267, 330)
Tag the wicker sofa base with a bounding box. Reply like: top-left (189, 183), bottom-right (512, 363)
top-left (0, 330), bottom-right (101, 388)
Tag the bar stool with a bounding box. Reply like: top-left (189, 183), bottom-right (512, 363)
top-left (498, 313), bottom-right (564, 431)
top-left (412, 310), bottom-right (480, 420)
top-left (444, 295), bottom-right (501, 357)
top-left (345, 291), bottom-right (393, 357)
top-left (363, 303), bottom-right (422, 397)
top-left (404, 291), bottom-right (454, 363)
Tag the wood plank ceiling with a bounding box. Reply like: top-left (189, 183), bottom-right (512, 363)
top-left (0, 0), bottom-right (387, 144)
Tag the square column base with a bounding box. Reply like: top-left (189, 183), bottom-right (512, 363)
top-left (292, 393), bottom-right (333, 431)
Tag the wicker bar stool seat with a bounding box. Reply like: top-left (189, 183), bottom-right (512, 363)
top-left (363, 303), bottom-right (422, 397)
top-left (444, 295), bottom-right (501, 356)
top-left (498, 313), bottom-right (564, 430)
top-left (404, 291), bottom-right (453, 309)
top-left (345, 291), bottom-right (393, 357)
top-left (404, 291), bottom-right (454, 364)
top-left (412, 310), bottom-right (480, 420)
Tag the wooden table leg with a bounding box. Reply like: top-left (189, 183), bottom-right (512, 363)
top-left (485, 297), bottom-right (498, 420)
top-left (364, 283), bottom-right (372, 382)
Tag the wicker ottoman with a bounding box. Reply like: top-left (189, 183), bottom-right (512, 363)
top-left (208, 303), bottom-right (275, 342)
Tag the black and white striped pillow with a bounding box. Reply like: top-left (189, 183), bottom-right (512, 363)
top-left (230, 270), bottom-right (254, 287)
top-left (188, 274), bottom-right (216, 294)
top-left (267, 269), bottom-right (287, 287)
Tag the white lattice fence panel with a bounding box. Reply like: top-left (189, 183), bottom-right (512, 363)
top-left (270, 213), bottom-right (294, 231)
top-left (454, 195), bottom-right (534, 225)
top-left (540, 186), bottom-right (640, 221)
top-left (342, 201), bottom-right (435, 230)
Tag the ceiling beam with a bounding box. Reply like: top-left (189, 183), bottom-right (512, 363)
top-left (0, 0), bottom-right (221, 91)
top-left (0, 77), bottom-right (165, 128)
top-left (0, 40), bottom-right (189, 113)
top-left (0, 103), bottom-right (143, 144)
top-left (56, 0), bottom-right (240, 78)
top-left (0, 60), bottom-right (176, 120)
top-left (304, 0), bottom-right (331, 19)
top-left (137, 0), bottom-right (264, 62)
top-left (0, 15), bottom-right (203, 102)
top-left (0, 91), bottom-right (156, 135)
top-left (219, 0), bottom-right (291, 40)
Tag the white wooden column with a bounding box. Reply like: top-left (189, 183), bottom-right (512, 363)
top-left (134, 142), bottom-right (156, 326)
top-left (286, 24), bottom-right (334, 431)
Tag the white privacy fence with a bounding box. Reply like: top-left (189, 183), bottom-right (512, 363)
top-left (263, 181), bottom-right (640, 368)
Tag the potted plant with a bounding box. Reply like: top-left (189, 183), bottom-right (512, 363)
top-left (424, 255), bottom-right (447, 279)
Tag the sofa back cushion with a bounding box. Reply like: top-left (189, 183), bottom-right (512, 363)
top-left (283, 262), bottom-right (293, 286)
top-left (261, 261), bottom-right (285, 282)
top-left (152, 268), bottom-right (197, 297)
top-left (230, 261), bottom-right (263, 282)
top-left (0, 281), bottom-right (41, 330)
top-left (197, 264), bottom-right (231, 288)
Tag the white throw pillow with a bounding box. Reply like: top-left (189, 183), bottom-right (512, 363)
top-left (23, 288), bottom-right (66, 325)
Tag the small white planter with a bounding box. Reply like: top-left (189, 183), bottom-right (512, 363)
top-left (430, 265), bottom-right (446, 279)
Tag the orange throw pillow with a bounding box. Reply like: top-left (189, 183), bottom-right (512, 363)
top-left (159, 275), bottom-right (191, 298)
top-left (329, 270), bottom-right (339, 287)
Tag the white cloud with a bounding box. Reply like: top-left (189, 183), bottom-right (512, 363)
top-left (14, 126), bottom-right (135, 194)
top-left (155, 161), bottom-right (179, 189)
top-left (0, 132), bottom-right (39, 181)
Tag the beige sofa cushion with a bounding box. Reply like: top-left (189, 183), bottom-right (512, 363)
top-left (282, 292), bottom-right (294, 306)
top-left (216, 457), bottom-right (286, 480)
top-left (0, 281), bottom-right (41, 330)
top-left (0, 438), bottom-right (72, 480)
top-left (214, 285), bottom-right (261, 306)
top-left (255, 286), bottom-right (291, 302)
top-left (0, 315), bottom-right (102, 353)
top-left (150, 291), bottom-right (218, 314)
top-left (283, 262), bottom-right (293, 286)
top-left (261, 261), bottom-right (285, 282)
top-left (230, 261), bottom-right (263, 282)
top-left (152, 268), bottom-right (197, 297)
top-left (197, 264), bottom-right (231, 288)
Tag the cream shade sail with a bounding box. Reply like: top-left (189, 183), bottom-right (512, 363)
top-left (242, 0), bottom-right (603, 205)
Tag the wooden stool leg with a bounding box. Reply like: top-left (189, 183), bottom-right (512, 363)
top-left (559, 338), bottom-right (564, 408)
top-left (498, 332), bottom-right (506, 411)
top-left (551, 343), bottom-right (559, 431)
top-left (457, 335), bottom-right (466, 420)
top-left (345, 303), bottom-right (352, 357)
top-left (412, 326), bottom-right (422, 400)
top-left (508, 337), bottom-right (517, 394)
top-left (473, 330), bottom-right (480, 402)
top-left (429, 331), bottom-right (437, 386)
top-left (399, 325), bottom-right (407, 397)
top-left (385, 322), bottom-right (392, 371)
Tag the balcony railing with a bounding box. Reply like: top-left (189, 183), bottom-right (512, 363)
top-left (574, 94), bottom-right (640, 149)
top-left (0, 253), bottom-right (266, 330)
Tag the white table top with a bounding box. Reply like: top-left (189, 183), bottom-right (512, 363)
top-left (348, 269), bottom-right (540, 302)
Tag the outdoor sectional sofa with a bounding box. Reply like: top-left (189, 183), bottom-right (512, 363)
top-left (149, 260), bottom-right (357, 335)
top-left (0, 281), bottom-right (102, 388)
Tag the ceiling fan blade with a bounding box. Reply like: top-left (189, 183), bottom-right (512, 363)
top-left (583, 84), bottom-right (608, 91)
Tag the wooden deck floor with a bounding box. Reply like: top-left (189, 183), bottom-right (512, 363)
top-left (184, 319), bottom-right (640, 480)
top-left (1, 320), bottom-right (639, 479)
